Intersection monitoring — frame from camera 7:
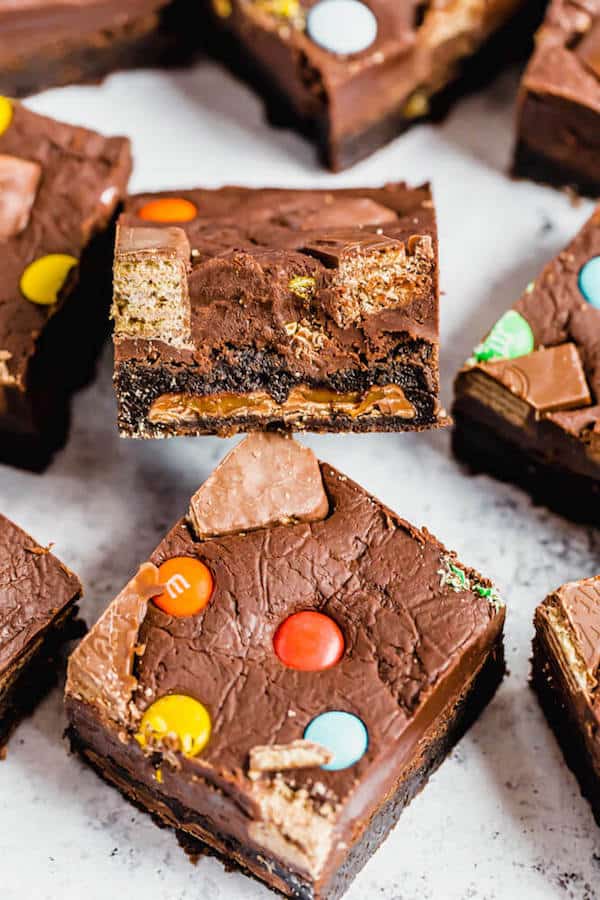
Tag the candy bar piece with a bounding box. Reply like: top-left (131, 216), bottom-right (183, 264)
top-left (0, 98), bottom-right (131, 471)
top-left (0, 513), bottom-right (82, 749)
top-left (0, 0), bottom-right (196, 98)
top-left (514, 0), bottom-right (600, 194)
top-left (113, 183), bottom-right (449, 438)
top-left (65, 433), bottom-right (505, 900)
top-left (532, 576), bottom-right (600, 824)
top-left (453, 205), bottom-right (600, 526)
top-left (205, 0), bottom-right (531, 171)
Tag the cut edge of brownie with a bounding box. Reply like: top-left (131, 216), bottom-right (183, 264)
top-left (531, 611), bottom-right (600, 827)
top-left (66, 631), bottom-right (504, 899)
top-left (0, 598), bottom-right (83, 750)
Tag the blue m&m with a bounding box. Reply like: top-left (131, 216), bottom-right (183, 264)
top-left (304, 711), bottom-right (368, 770)
top-left (579, 256), bottom-right (600, 308)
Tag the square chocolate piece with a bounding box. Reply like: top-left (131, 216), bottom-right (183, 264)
top-left (0, 513), bottom-right (82, 749)
top-left (0, 0), bottom-right (194, 98)
top-left (0, 98), bottom-right (131, 470)
top-left (66, 433), bottom-right (505, 900)
top-left (113, 183), bottom-right (449, 438)
top-left (532, 575), bottom-right (600, 824)
top-left (452, 205), bottom-right (600, 526)
top-left (514, 0), bottom-right (600, 194)
top-left (206, 0), bottom-right (528, 171)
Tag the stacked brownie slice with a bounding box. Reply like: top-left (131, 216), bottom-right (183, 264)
top-left (453, 205), bottom-right (600, 524)
top-left (205, 0), bottom-right (534, 170)
top-left (111, 182), bottom-right (448, 437)
top-left (515, 0), bottom-right (600, 194)
top-left (66, 433), bottom-right (505, 899)
top-left (0, 513), bottom-right (82, 749)
top-left (0, 97), bottom-right (131, 469)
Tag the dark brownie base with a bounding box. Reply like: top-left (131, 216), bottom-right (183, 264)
top-left (115, 347), bottom-right (448, 437)
top-left (531, 634), bottom-right (600, 826)
top-left (0, 219), bottom-right (117, 472)
top-left (67, 635), bottom-right (504, 899)
top-left (452, 413), bottom-right (600, 527)
top-left (205, 2), bottom-right (544, 171)
top-left (0, 1), bottom-right (199, 98)
top-left (513, 141), bottom-right (600, 198)
top-left (0, 605), bottom-right (82, 749)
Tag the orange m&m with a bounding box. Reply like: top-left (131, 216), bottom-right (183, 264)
top-left (137, 197), bottom-right (197, 222)
top-left (154, 557), bottom-right (214, 617)
top-left (273, 611), bottom-right (344, 672)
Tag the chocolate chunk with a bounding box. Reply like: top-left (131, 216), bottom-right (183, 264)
top-left (248, 740), bottom-right (334, 777)
top-left (478, 343), bottom-right (592, 413)
top-left (280, 198), bottom-right (399, 231)
top-left (187, 432), bottom-right (329, 539)
top-left (554, 578), bottom-right (600, 682)
top-left (66, 563), bottom-right (162, 727)
top-left (0, 154), bottom-right (41, 239)
top-left (112, 225), bottom-right (192, 348)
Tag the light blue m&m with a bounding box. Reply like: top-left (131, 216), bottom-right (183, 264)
top-left (579, 257), bottom-right (600, 308)
top-left (304, 711), bottom-right (368, 770)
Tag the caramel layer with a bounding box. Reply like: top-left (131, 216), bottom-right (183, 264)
top-left (148, 384), bottom-right (416, 425)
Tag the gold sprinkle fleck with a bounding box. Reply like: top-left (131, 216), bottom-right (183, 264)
top-left (213, 0), bottom-right (232, 17)
top-left (403, 91), bottom-right (430, 119)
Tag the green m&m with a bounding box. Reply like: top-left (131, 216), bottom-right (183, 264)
top-left (474, 310), bottom-right (534, 363)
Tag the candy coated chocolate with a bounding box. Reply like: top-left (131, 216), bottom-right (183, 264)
top-left (304, 710), bottom-right (368, 770)
top-left (273, 611), bottom-right (345, 671)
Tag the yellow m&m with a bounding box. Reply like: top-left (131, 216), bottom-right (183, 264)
top-left (20, 254), bottom-right (78, 305)
top-left (136, 695), bottom-right (211, 758)
top-left (0, 97), bottom-right (13, 137)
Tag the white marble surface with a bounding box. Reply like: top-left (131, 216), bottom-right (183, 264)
top-left (1, 58), bottom-right (599, 900)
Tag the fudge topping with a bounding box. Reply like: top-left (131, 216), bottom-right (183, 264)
top-left (0, 513), bottom-right (81, 670)
top-left (117, 184), bottom-right (438, 380)
top-left (0, 99), bottom-right (131, 387)
top-left (187, 432), bottom-right (329, 539)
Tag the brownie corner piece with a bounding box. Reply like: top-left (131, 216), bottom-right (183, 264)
top-left (112, 183), bottom-right (449, 438)
top-left (0, 513), bottom-right (82, 749)
top-left (205, 0), bottom-right (527, 171)
top-left (452, 204), bottom-right (600, 525)
top-left (65, 432), bottom-right (504, 899)
top-left (0, 97), bottom-right (131, 470)
top-left (532, 575), bottom-right (600, 825)
top-left (514, 0), bottom-right (600, 194)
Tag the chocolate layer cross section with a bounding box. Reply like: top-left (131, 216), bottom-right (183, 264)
top-left (66, 433), bottom-right (505, 900)
top-left (453, 205), bottom-right (600, 526)
top-left (112, 183), bottom-right (449, 438)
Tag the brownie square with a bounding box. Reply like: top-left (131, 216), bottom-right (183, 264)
top-left (66, 433), bottom-right (505, 900)
top-left (0, 513), bottom-right (82, 749)
top-left (0, 0), bottom-right (195, 98)
top-left (113, 183), bottom-right (449, 438)
top-left (205, 0), bottom-right (529, 171)
top-left (532, 575), bottom-right (600, 825)
top-left (452, 205), bottom-right (600, 526)
top-left (0, 98), bottom-right (131, 470)
top-left (514, 0), bottom-right (600, 194)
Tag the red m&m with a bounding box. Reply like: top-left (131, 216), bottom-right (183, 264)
top-left (273, 611), bottom-right (344, 671)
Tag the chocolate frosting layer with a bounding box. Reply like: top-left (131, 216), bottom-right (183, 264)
top-left (0, 101), bottom-right (131, 389)
top-left (67, 437), bottom-right (503, 886)
top-left (187, 432), bottom-right (329, 539)
top-left (0, 513), bottom-right (81, 671)
top-left (117, 183), bottom-right (438, 382)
